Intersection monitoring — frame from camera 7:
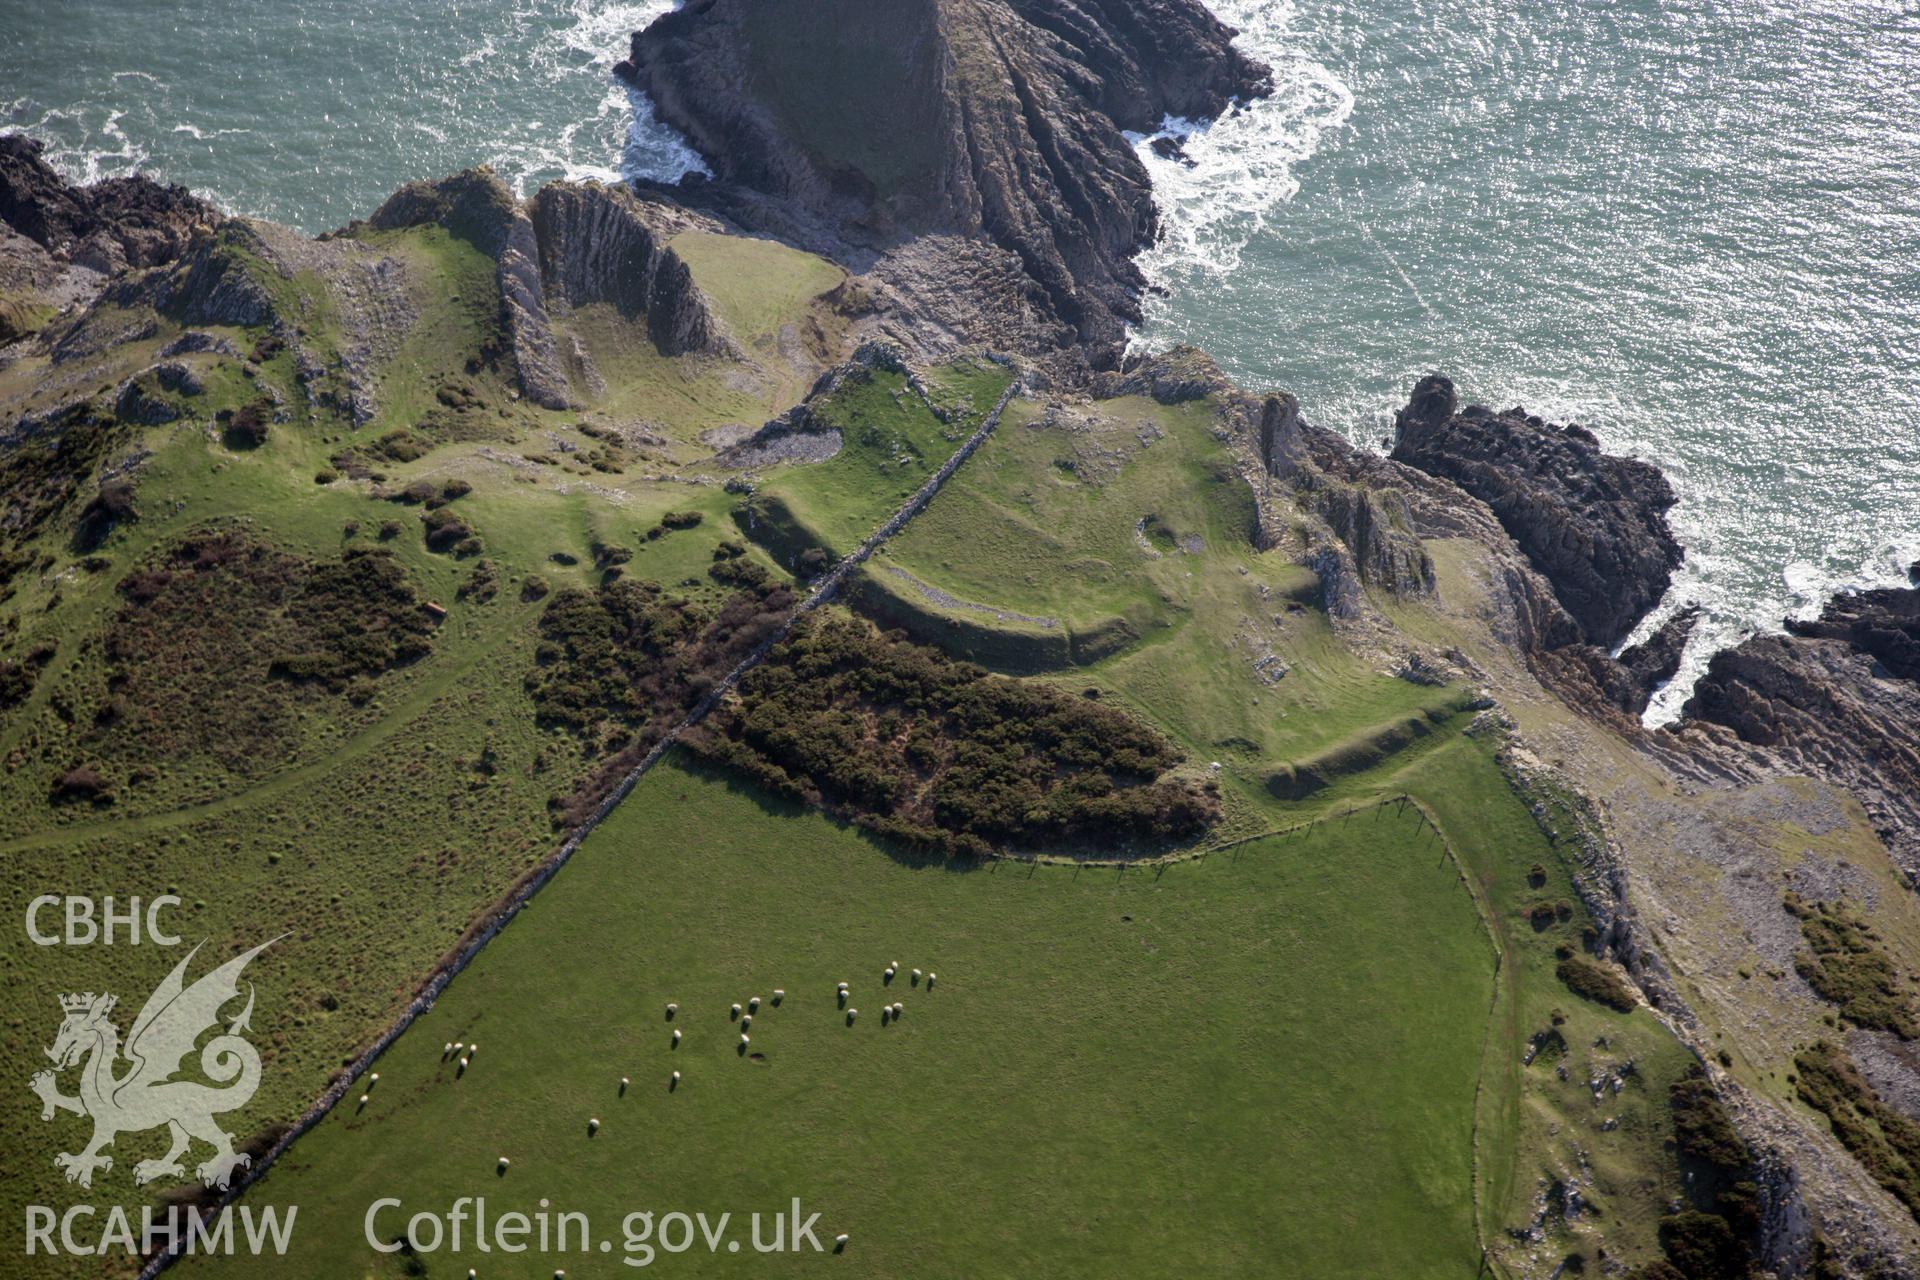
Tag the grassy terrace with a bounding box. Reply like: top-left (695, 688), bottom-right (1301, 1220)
top-left (738, 358), bottom-right (1013, 563)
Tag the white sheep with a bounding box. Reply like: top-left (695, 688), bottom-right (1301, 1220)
top-left (357, 1094), bottom-right (369, 1107)
top-left (671, 1029), bottom-right (681, 1046)
top-left (883, 967), bottom-right (895, 985)
top-left (740, 1014), bottom-right (752, 1031)
top-left (467, 1044), bottom-right (478, 1058)
top-left (497, 1156), bottom-right (510, 1170)
top-left (671, 1070), bottom-right (681, 1084)
top-left (369, 1072), bottom-right (380, 1086)
top-left (911, 968), bottom-right (922, 984)
top-left (772, 989), bottom-right (785, 1004)
top-left (748, 996), bottom-right (761, 1013)
top-left (588, 1117), bottom-right (600, 1134)
top-left (458, 1057), bottom-right (470, 1075)
top-left (443, 1043), bottom-right (453, 1058)
top-left (927, 972), bottom-right (937, 990)
top-left (666, 1001), bottom-right (678, 1018)
top-left (835, 1233), bottom-right (850, 1249)
top-left (846, 1008), bottom-right (858, 1024)
top-left (620, 1076), bottom-right (629, 1092)
top-left (892, 1002), bottom-right (903, 1015)
top-left (880, 1008), bottom-right (891, 1025)
top-left (730, 1003), bottom-right (742, 1019)
top-left (740, 1034), bottom-right (751, 1048)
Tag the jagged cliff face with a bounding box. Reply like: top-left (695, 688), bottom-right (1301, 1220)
top-left (365, 169), bottom-right (725, 409)
top-left (619, 0), bottom-right (1268, 358)
top-left (1392, 372), bottom-right (1681, 649)
top-left (0, 134), bottom-right (216, 274)
top-left (1681, 588), bottom-right (1920, 878)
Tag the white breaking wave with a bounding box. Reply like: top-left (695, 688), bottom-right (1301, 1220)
top-left (1132, 0), bottom-right (1354, 283)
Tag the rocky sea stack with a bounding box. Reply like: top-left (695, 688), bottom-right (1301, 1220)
top-left (617, 0), bottom-right (1269, 361)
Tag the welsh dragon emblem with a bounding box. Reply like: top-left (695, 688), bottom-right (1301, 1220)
top-left (29, 939), bottom-right (276, 1191)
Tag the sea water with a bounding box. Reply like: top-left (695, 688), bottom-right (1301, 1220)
top-left (4, 0), bottom-right (1916, 718)
top-left (1133, 0), bottom-right (1920, 718)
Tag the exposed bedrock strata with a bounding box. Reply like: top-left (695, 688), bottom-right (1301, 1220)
top-left (367, 170), bottom-right (726, 409)
top-left (0, 133), bottom-right (217, 274)
top-left (618, 0), bottom-right (1269, 359)
top-left (1391, 372), bottom-right (1681, 648)
top-left (529, 181), bottom-right (718, 357)
top-left (1677, 587), bottom-right (1920, 879)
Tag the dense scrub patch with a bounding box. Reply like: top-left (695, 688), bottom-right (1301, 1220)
top-left (1786, 893), bottom-right (1917, 1038)
top-left (1794, 1040), bottom-right (1920, 1221)
top-left (1650, 1065), bottom-right (1760, 1279)
top-left (95, 529), bottom-right (434, 772)
top-left (1555, 951), bottom-right (1638, 1012)
top-left (682, 612), bottom-right (1219, 858)
top-left (525, 567), bottom-right (797, 827)
top-left (0, 403), bottom-right (132, 596)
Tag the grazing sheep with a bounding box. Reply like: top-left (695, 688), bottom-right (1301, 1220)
top-left (838, 989), bottom-right (849, 1008)
top-left (846, 1008), bottom-right (858, 1025)
top-left (927, 973), bottom-right (936, 990)
top-left (620, 1077), bottom-right (629, 1093)
top-left (748, 996), bottom-right (760, 1013)
top-left (730, 1003), bottom-right (742, 1020)
top-left (772, 989), bottom-right (785, 1005)
top-left (880, 1008), bottom-right (891, 1025)
top-left (588, 1118), bottom-right (600, 1135)
top-left (740, 1014), bottom-right (752, 1031)
top-left (444, 1043), bottom-right (453, 1058)
top-left (467, 1044), bottom-right (478, 1058)
top-left (671, 1029), bottom-right (682, 1046)
top-left (369, 1072), bottom-right (380, 1087)
top-left (892, 1002), bottom-right (903, 1015)
top-left (670, 1070), bottom-right (681, 1085)
top-left (666, 1002), bottom-right (678, 1019)
top-left (357, 1094), bottom-right (368, 1107)
top-left (454, 1042), bottom-right (465, 1053)
top-left (497, 1156), bottom-right (510, 1170)
top-left (457, 1057), bottom-right (470, 1075)
top-left (911, 968), bottom-right (922, 984)
top-left (835, 1233), bottom-right (850, 1251)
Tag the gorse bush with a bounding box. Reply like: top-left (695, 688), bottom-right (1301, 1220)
top-left (1794, 1040), bottom-right (1920, 1221)
top-left (96, 529), bottom-right (434, 775)
top-left (526, 573), bottom-right (797, 827)
top-left (1786, 893), bottom-right (1918, 1038)
top-left (683, 613), bottom-right (1217, 858)
top-left (1554, 953), bottom-right (1637, 1012)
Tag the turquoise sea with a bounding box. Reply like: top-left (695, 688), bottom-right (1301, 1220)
top-left (5, 0), bottom-right (1916, 717)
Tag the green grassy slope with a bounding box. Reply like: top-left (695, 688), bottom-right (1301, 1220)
top-left (194, 753), bottom-right (1494, 1280)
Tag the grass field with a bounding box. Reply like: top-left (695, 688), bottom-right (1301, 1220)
top-left (193, 754), bottom-right (1496, 1279)
top-left (739, 359), bottom-right (1012, 562)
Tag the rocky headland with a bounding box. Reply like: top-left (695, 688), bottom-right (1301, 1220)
top-left (3, 0), bottom-right (1918, 1273)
